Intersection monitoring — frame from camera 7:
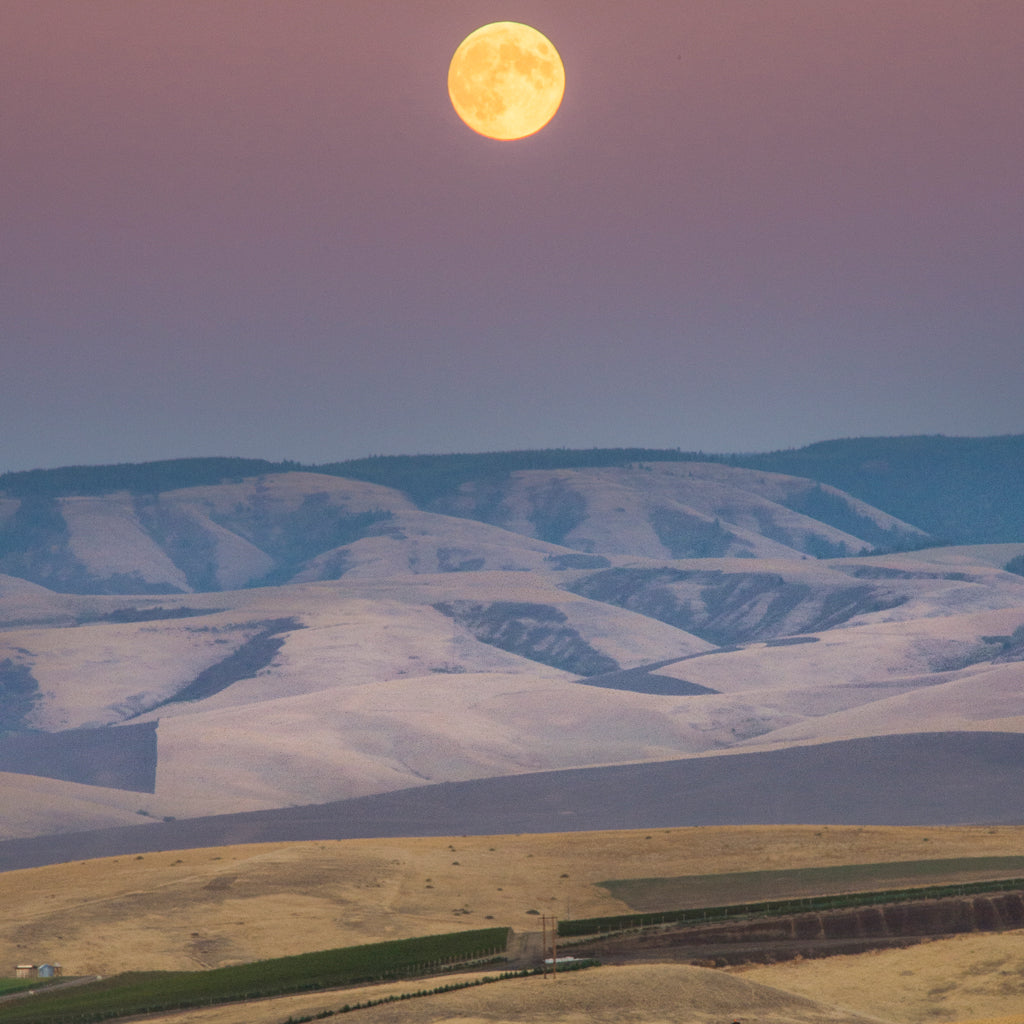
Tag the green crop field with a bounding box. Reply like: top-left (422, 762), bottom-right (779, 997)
top-left (0, 927), bottom-right (509, 1024)
top-left (0, 979), bottom-right (44, 997)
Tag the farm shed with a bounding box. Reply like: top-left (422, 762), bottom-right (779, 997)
top-left (13, 963), bottom-right (62, 978)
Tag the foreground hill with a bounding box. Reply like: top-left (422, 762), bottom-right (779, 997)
top-left (130, 958), bottom-right (1024, 1024)
top-left (3, 824), bottom-right (1022, 973)
top-left (0, 444), bottom-right (1022, 844)
top-left (3, 825), bottom-right (1024, 1023)
top-left (1, 964), bottom-right (892, 1024)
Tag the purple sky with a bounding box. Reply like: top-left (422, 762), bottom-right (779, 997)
top-left (3, 1), bottom-right (1022, 473)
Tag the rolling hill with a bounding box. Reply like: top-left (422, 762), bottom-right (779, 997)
top-left (3, 825), bottom-right (1024, 1023)
top-left (1, 440), bottom-right (1023, 854)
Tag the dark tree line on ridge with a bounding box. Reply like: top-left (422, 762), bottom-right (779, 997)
top-left (2, 435), bottom-right (1023, 547)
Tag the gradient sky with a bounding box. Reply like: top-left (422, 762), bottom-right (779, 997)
top-left (3, 1), bottom-right (1022, 474)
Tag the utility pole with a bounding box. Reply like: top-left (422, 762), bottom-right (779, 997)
top-left (541, 915), bottom-right (558, 979)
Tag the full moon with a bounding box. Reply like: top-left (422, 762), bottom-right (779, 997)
top-left (448, 22), bottom-right (565, 141)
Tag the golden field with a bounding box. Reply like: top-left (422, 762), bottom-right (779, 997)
top-left (3, 824), bottom-right (1024, 1024)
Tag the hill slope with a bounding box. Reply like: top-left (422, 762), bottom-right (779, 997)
top-left (0, 442), bottom-right (1022, 843)
top-left (3, 826), bottom-right (1024, 1023)
top-left (5, 434), bottom-right (1020, 541)
top-left (0, 463), bottom-right (928, 594)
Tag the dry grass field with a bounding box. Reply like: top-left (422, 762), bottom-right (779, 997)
top-left (123, 964), bottom-right (892, 1024)
top-left (4, 825), bottom-right (1024, 1024)
top-left (736, 933), bottom-right (1024, 1024)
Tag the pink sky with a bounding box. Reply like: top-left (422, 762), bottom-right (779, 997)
top-left (2, 1), bottom-right (1022, 472)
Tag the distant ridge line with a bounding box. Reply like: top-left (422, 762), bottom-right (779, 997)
top-left (0, 448), bottom-right (699, 498)
top-left (3, 435), bottom-right (1022, 542)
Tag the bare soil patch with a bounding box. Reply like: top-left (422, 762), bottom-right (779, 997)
top-left (599, 857), bottom-right (1024, 909)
